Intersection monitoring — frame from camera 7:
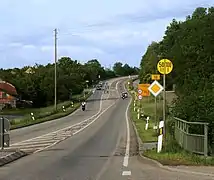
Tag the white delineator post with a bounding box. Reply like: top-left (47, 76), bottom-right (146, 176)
top-left (157, 120), bottom-right (164, 153)
top-left (134, 101), bottom-right (136, 111)
top-left (137, 108), bottom-right (140, 119)
top-left (30, 112), bottom-right (35, 120)
top-left (145, 116), bottom-right (149, 130)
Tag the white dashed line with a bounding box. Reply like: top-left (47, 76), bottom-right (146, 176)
top-left (122, 171), bottom-right (131, 176)
top-left (123, 88), bottom-right (132, 167)
top-left (6, 79), bottom-right (120, 154)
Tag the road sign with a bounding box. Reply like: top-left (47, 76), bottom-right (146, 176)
top-left (157, 59), bottom-right (173, 74)
top-left (151, 74), bottom-right (160, 80)
top-left (138, 84), bottom-right (150, 97)
top-left (0, 118), bottom-right (10, 133)
top-left (138, 95), bottom-right (142, 100)
top-left (138, 89), bottom-right (142, 94)
top-left (148, 80), bottom-right (164, 97)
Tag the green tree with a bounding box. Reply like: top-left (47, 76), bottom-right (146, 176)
top-left (139, 6), bottom-right (214, 151)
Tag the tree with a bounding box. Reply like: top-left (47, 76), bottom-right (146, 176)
top-left (0, 58), bottom-right (117, 107)
top-left (113, 62), bottom-right (124, 76)
top-left (139, 6), bottom-right (214, 150)
top-left (113, 62), bottom-right (138, 76)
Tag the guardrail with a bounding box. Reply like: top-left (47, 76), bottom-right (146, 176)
top-left (174, 117), bottom-right (209, 156)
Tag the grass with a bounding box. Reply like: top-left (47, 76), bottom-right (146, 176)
top-left (130, 94), bottom-right (162, 143)
top-left (143, 149), bottom-right (214, 166)
top-left (7, 90), bottom-right (92, 130)
top-left (126, 81), bottom-right (214, 166)
top-left (0, 93), bottom-right (87, 115)
top-left (143, 135), bottom-right (214, 166)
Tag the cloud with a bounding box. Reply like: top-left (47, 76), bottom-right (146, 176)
top-left (0, 0), bottom-right (214, 68)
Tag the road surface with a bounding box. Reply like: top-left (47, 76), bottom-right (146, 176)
top-left (0, 77), bottom-right (213, 180)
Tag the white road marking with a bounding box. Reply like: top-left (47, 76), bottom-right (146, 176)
top-left (34, 82), bottom-right (118, 153)
top-left (6, 79), bottom-right (120, 153)
top-left (122, 171), bottom-right (131, 176)
top-left (11, 90), bottom-right (106, 146)
top-left (116, 81), bottom-right (119, 90)
top-left (123, 84), bottom-right (132, 167)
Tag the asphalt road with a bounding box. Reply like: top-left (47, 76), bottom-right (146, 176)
top-left (0, 77), bottom-right (213, 180)
top-left (9, 79), bottom-right (113, 144)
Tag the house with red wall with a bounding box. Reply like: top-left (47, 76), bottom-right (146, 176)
top-left (0, 80), bottom-right (17, 109)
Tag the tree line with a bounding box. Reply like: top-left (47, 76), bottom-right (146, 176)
top-left (139, 7), bottom-right (214, 151)
top-left (0, 57), bottom-right (138, 108)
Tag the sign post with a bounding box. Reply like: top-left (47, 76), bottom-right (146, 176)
top-left (148, 80), bottom-right (164, 127)
top-left (157, 59), bottom-right (173, 143)
top-left (0, 117), bottom-right (10, 149)
top-left (151, 74), bottom-right (160, 127)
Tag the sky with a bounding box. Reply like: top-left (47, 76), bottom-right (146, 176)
top-left (0, 0), bottom-right (213, 69)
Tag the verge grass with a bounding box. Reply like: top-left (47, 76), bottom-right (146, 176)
top-left (8, 91), bottom-right (92, 129)
top-left (127, 81), bottom-right (214, 166)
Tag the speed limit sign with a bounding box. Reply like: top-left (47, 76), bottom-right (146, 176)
top-left (138, 89), bottom-right (142, 94)
top-left (138, 95), bottom-right (142, 100)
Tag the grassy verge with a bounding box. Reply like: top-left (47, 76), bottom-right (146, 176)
top-left (126, 81), bottom-right (214, 166)
top-left (9, 91), bottom-right (92, 130)
top-left (143, 135), bottom-right (214, 166)
top-left (0, 92), bottom-right (88, 115)
top-left (130, 97), bottom-right (160, 142)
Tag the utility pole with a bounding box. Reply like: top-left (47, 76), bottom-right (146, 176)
top-left (54, 28), bottom-right (57, 111)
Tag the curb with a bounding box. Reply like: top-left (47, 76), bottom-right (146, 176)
top-left (0, 150), bottom-right (28, 167)
top-left (126, 83), bottom-right (214, 178)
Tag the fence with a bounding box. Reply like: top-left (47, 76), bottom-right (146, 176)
top-left (174, 117), bottom-right (209, 156)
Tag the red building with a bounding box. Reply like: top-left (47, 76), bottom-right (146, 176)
top-left (0, 81), bottom-right (17, 109)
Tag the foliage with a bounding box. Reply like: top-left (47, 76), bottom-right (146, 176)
top-left (139, 6), bottom-right (214, 151)
top-left (0, 57), bottom-right (137, 108)
top-left (113, 62), bottom-right (139, 76)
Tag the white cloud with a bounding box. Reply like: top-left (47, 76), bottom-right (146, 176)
top-left (23, 45), bottom-right (36, 49)
top-left (0, 0), bottom-right (213, 68)
top-left (8, 43), bottom-right (22, 47)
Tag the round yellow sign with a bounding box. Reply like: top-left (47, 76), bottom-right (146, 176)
top-left (157, 59), bottom-right (173, 74)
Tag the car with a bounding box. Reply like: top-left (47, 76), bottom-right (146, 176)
top-left (121, 92), bottom-right (128, 98)
top-left (96, 85), bottom-right (102, 90)
top-left (99, 81), bottom-right (103, 87)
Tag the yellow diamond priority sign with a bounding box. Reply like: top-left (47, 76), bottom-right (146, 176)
top-left (148, 80), bottom-right (164, 97)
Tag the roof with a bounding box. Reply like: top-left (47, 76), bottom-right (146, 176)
top-left (0, 81), bottom-right (17, 96)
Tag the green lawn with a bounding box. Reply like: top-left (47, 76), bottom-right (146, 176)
top-left (144, 148), bottom-right (214, 166)
top-left (5, 91), bottom-right (92, 129)
top-left (130, 94), bottom-right (162, 143)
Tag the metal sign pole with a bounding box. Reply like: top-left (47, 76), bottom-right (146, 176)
top-left (163, 58), bottom-right (167, 144)
top-left (155, 96), bottom-right (157, 127)
top-left (1, 117), bottom-right (4, 150)
top-left (163, 73), bottom-right (166, 143)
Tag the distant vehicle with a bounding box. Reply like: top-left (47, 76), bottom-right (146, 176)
top-left (81, 102), bottom-right (86, 111)
top-left (96, 85), bottom-right (102, 90)
top-left (99, 81), bottom-right (103, 87)
top-left (121, 92), bottom-right (128, 99)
